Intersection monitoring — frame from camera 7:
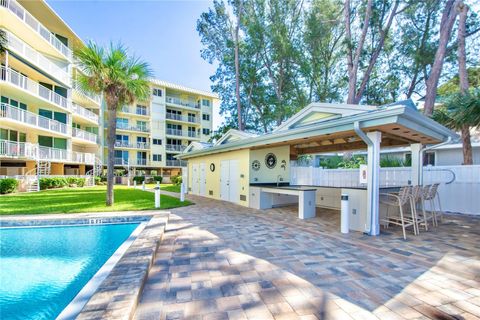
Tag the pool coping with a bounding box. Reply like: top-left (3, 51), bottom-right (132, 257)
top-left (0, 211), bottom-right (170, 320)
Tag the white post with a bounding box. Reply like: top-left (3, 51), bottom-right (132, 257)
top-left (180, 182), bottom-right (185, 202)
top-left (134, 180), bottom-right (137, 189)
top-left (341, 194), bottom-right (349, 233)
top-left (154, 187), bottom-right (160, 208)
top-left (410, 143), bottom-right (423, 185)
top-left (366, 131), bottom-right (381, 236)
top-left (157, 181), bottom-right (160, 189)
top-left (142, 181), bottom-right (145, 191)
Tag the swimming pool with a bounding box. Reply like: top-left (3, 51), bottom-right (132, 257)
top-left (0, 223), bottom-right (140, 320)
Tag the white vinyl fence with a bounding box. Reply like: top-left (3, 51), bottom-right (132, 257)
top-left (291, 165), bottom-right (480, 215)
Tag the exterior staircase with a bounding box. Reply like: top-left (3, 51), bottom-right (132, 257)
top-left (85, 157), bottom-right (103, 186)
top-left (24, 161), bottom-right (51, 192)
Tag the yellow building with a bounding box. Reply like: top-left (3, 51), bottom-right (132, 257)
top-left (0, 0), bottom-right (216, 186)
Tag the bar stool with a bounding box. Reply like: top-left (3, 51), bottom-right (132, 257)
top-left (424, 183), bottom-right (441, 226)
top-left (380, 186), bottom-right (417, 240)
top-left (410, 185), bottom-right (428, 231)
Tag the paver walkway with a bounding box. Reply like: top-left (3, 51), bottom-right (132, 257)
top-left (135, 195), bottom-right (480, 320)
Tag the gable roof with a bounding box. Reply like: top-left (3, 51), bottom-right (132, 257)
top-left (183, 141), bottom-right (213, 153)
top-left (214, 129), bottom-right (257, 146)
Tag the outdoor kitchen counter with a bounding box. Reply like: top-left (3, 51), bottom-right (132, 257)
top-left (249, 185), bottom-right (317, 219)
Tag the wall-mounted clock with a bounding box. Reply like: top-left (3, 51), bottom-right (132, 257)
top-left (210, 163), bottom-right (215, 172)
top-left (265, 153), bottom-right (277, 169)
top-left (252, 160), bottom-right (261, 171)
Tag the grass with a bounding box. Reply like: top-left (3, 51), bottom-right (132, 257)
top-left (144, 183), bottom-right (181, 193)
top-left (0, 185), bottom-right (192, 215)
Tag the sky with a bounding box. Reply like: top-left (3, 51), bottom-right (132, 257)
top-left (46, 0), bottom-right (223, 129)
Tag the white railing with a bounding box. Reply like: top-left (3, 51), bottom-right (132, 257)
top-left (166, 113), bottom-right (199, 123)
top-left (0, 140), bottom-right (36, 158)
top-left (71, 103), bottom-right (99, 123)
top-left (166, 128), bottom-right (197, 138)
top-left (72, 82), bottom-right (102, 105)
top-left (120, 106), bottom-right (149, 116)
top-left (113, 158), bottom-right (149, 166)
top-left (0, 0), bottom-right (72, 59)
top-left (114, 141), bottom-right (150, 149)
top-left (1, 66), bottom-right (70, 110)
top-left (72, 127), bottom-right (97, 143)
top-left (72, 151), bottom-right (95, 164)
top-left (166, 96), bottom-right (200, 109)
top-left (116, 123), bottom-right (150, 132)
top-left (6, 31), bottom-right (70, 85)
top-left (166, 159), bottom-right (187, 167)
top-left (290, 165), bottom-right (480, 215)
top-left (1, 103), bottom-right (68, 135)
top-left (166, 144), bottom-right (186, 152)
top-left (137, 159), bottom-right (147, 166)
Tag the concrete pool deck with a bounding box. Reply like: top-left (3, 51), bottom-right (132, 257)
top-left (135, 194), bottom-right (480, 320)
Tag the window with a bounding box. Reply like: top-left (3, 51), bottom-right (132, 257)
top-left (137, 121), bottom-right (147, 131)
top-left (152, 88), bottom-right (162, 97)
top-left (424, 152), bottom-right (435, 166)
top-left (202, 114), bottom-right (210, 121)
top-left (153, 154), bottom-right (162, 162)
top-left (153, 138), bottom-right (162, 145)
top-left (115, 150), bottom-right (129, 162)
top-left (116, 118), bottom-right (128, 129)
top-left (116, 135), bottom-right (129, 146)
top-left (202, 99), bottom-right (211, 107)
top-left (202, 128), bottom-right (210, 135)
top-left (136, 104), bottom-right (147, 115)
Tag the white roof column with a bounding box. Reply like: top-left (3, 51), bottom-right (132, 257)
top-left (410, 143), bottom-right (423, 185)
top-left (366, 131), bottom-right (382, 236)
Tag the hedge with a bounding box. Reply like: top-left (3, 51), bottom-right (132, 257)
top-left (0, 178), bottom-right (19, 194)
top-left (39, 177), bottom-right (86, 190)
top-left (133, 176), bottom-right (145, 183)
top-left (153, 176), bottom-right (163, 183)
top-left (170, 175), bottom-right (182, 185)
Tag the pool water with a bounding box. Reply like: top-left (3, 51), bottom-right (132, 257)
top-left (0, 223), bottom-right (139, 320)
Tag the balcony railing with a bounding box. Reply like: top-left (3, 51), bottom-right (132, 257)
top-left (72, 82), bottom-right (102, 105)
top-left (1, 66), bottom-right (70, 111)
top-left (166, 128), bottom-right (197, 138)
top-left (120, 106), bottom-right (149, 116)
top-left (1, 103), bottom-right (68, 135)
top-left (114, 141), bottom-right (150, 149)
top-left (1, 0), bottom-right (72, 59)
top-left (71, 103), bottom-right (99, 123)
top-left (116, 123), bottom-right (150, 132)
top-left (137, 159), bottom-right (147, 166)
top-left (166, 159), bottom-right (187, 167)
top-left (166, 113), bottom-right (199, 124)
top-left (72, 127), bottom-right (97, 143)
top-left (114, 158), bottom-right (149, 166)
top-left (165, 144), bottom-right (186, 152)
top-left (166, 96), bottom-right (200, 109)
top-left (0, 140), bottom-right (94, 164)
top-left (5, 31), bottom-right (70, 85)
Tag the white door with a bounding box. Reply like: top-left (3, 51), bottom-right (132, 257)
top-left (199, 162), bottom-right (206, 196)
top-left (220, 160), bottom-right (230, 201)
top-left (228, 160), bottom-right (239, 203)
top-left (191, 164), bottom-right (199, 195)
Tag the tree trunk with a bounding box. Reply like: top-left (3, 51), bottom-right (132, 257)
top-left (423, 0), bottom-right (458, 116)
top-left (457, 2), bottom-right (472, 165)
top-left (234, 0), bottom-right (243, 131)
top-left (106, 107), bottom-right (117, 206)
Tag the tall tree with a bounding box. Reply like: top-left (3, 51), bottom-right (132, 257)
top-left (75, 42), bottom-right (152, 206)
top-left (423, 0), bottom-right (459, 116)
top-left (233, 0), bottom-right (244, 130)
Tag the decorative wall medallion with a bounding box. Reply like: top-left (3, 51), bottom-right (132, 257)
top-left (210, 163), bottom-right (215, 172)
top-left (252, 160), bottom-right (261, 171)
top-left (265, 153), bottom-right (277, 169)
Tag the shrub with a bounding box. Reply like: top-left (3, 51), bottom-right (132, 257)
top-left (0, 178), bottom-right (19, 194)
top-left (133, 176), bottom-right (145, 183)
top-left (94, 176), bottom-right (101, 185)
top-left (66, 177), bottom-right (86, 187)
top-left (153, 176), bottom-right (163, 183)
top-left (40, 177), bottom-right (68, 190)
top-left (170, 174), bottom-right (182, 185)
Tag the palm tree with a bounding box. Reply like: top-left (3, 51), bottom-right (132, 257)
top-left (0, 29), bottom-right (6, 54)
top-left (75, 42), bottom-right (152, 206)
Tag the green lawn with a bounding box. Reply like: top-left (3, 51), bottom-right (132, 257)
top-left (144, 183), bottom-right (181, 193)
top-left (0, 186), bottom-right (191, 215)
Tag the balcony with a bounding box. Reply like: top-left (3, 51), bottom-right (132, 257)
top-left (1, 0), bottom-right (72, 59)
top-left (165, 144), bottom-right (186, 152)
top-left (72, 127), bottom-right (97, 143)
top-left (71, 103), bottom-right (99, 124)
top-left (72, 82), bottom-right (102, 106)
top-left (1, 103), bottom-right (68, 135)
top-left (1, 66), bottom-right (70, 111)
top-left (0, 140), bottom-right (95, 164)
top-left (5, 31), bottom-right (70, 86)
top-left (166, 128), bottom-right (197, 138)
top-left (166, 96), bottom-right (200, 109)
top-left (114, 158), bottom-right (149, 166)
top-left (166, 113), bottom-right (199, 124)
top-left (116, 123), bottom-right (150, 133)
top-left (114, 141), bottom-right (150, 149)
top-left (119, 106), bottom-right (149, 116)
top-left (166, 159), bottom-right (187, 167)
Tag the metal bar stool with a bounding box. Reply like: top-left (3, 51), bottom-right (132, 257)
top-left (380, 186), bottom-right (418, 240)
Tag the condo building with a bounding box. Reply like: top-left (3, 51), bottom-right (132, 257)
top-left (0, 0), bottom-right (215, 184)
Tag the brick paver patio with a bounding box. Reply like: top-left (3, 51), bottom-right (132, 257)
top-left (135, 194), bottom-right (480, 320)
